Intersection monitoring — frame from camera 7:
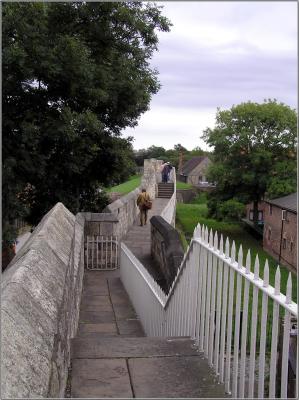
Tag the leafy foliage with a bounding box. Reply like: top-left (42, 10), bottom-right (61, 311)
top-left (3, 2), bottom-right (171, 246)
top-left (134, 144), bottom-right (210, 167)
top-left (218, 199), bottom-right (245, 221)
top-left (202, 100), bottom-right (297, 224)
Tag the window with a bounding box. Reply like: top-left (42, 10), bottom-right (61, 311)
top-left (268, 227), bottom-right (271, 240)
top-left (258, 211), bottom-right (263, 221)
top-left (282, 210), bottom-right (287, 221)
top-left (269, 204), bottom-right (272, 215)
top-left (249, 210), bottom-right (254, 221)
top-left (290, 241), bottom-right (294, 252)
top-left (282, 238), bottom-right (287, 249)
top-left (198, 175), bottom-right (202, 182)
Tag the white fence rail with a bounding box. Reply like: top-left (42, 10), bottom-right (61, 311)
top-left (120, 223), bottom-right (297, 398)
top-left (160, 170), bottom-right (176, 226)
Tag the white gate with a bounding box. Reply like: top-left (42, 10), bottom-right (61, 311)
top-left (85, 235), bottom-right (118, 270)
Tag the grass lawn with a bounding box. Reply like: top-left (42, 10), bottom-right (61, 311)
top-left (106, 175), bottom-right (141, 195)
top-left (176, 181), bottom-right (193, 190)
top-left (176, 201), bottom-right (297, 301)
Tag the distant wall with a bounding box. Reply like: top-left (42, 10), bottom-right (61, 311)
top-left (104, 187), bottom-right (140, 239)
top-left (160, 168), bottom-right (176, 227)
top-left (150, 216), bottom-right (184, 292)
top-left (176, 188), bottom-right (197, 203)
top-left (142, 158), bottom-right (163, 199)
top-left (104, 159), bottom-right (163, 239)
top-left (1, 203), bottom-right (85, 399)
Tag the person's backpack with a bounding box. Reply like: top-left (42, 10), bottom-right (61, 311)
top-left (144, 199), bottom-right (152, 210)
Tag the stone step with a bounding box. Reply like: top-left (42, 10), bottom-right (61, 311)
top-left (158, 192), bottom-right (173, 195)
top-left (158, 195), bottom-right (173, 198)
top-left (71, 336), bottom-right (197, 359)
top-left (71, 337), bottom-right (228, 398)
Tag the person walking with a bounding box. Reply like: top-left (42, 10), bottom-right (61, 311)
top-left (136, 188), bottom-right (152, 226)
top-left (161, 162), bottom-right (170, 183)
top-left (166, 163), bottom-right (173, 182)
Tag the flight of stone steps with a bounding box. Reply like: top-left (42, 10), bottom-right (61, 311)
top-left (69, 270), bottom-right (227, 398)
top-left (157, 182), bottom-right (174, 198)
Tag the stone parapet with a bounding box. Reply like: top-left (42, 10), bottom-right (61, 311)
top-left (104, 187), bottom-right (140, 239)
top-left (1, 203), bottom-right (85, 398)
top-left (81, 212), bottom-right (119, 236)
top-left (150, 216), bottom-right (184, 292)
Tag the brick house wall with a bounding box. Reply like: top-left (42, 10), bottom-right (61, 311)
top-left (245, 201), bottom-right (267, 222)
top-left (187, 158), bottom-right (211, 185)
top-left (263, 203), bottom-right (297, 271)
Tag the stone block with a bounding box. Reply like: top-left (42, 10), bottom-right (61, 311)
top-left (100, 222), bottom-right (114, 236)
top-left (71, 359), bottom-right (132, 398)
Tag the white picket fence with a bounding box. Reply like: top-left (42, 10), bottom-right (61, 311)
top-left (120, 223), bottom-right (297, 398)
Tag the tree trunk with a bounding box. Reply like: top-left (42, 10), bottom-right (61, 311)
top-left (253, 199), bottom-right (259, 228)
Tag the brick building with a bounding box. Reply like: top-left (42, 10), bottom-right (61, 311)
top-left (263, 192), bottom-right (297, 272)
top-left (245, 201), bottom-right (266, 225)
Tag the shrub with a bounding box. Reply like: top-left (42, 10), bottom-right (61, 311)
top-left (218, 199), bottom-right (245, 221)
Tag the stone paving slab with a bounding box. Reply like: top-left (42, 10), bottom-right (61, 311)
top-left (113, 304), bottom-right (138, 320)
top-left (79, 310), bottom-right (115, 324)
top-left (117, 320), bottom-right (144, 337)
top-left (71, 337), bottom-right (198, 359)
top-left (71, 358), bottom-right (133, 398)
top-left (109, 290), bottom-right (133, 306)
top-left (80, 295), bottom-right (113, 312)
top-left (78, 323), bottom-right (118, 337)
top-left (82, 284), bottom-right (109, 296)
top-left (128, 355), bottom-right (228, 398)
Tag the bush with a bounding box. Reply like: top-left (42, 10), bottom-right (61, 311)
top-left (218, 199), bottom-right (245, 221)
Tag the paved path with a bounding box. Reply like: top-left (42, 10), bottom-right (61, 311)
top-left (70, 270), bottom-right (227, 398)
top-left (70, 196), bottom-right (227, 398)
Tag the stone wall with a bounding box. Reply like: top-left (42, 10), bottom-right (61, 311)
top-left (83, 212), bottom-right (119, 236)
top-left (103, 187), bottom-right (140, 239)
top-left (1, 203), bottom-right (85, 399)
top-left (176, 188), bottom-right (197, 203)
top-left (150, 216), bottom-right (184, 292)
top-left (141, 158), bottom-right (163, 199)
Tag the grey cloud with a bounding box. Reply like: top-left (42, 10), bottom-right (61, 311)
top-left (151, 42), bottom-right (297, 110)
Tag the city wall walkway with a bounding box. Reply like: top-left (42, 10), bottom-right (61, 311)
top-left (70, 195), bottom-right (227, 398)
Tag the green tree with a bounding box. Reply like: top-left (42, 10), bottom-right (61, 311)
top-left (3, 2), bottom-right (171, 247)
top-left (202, 100), bottom-right (297, 226)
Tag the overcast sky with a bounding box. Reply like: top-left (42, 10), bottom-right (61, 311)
top-left (123, 1), bottom-right (297, 151)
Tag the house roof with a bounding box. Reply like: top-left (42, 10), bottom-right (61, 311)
top-left (181, 156), bottom-right (207, 175)
top-left (266, 192), bottom-right (297, 213)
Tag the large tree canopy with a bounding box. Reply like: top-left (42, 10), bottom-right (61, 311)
top-left (202, 100), bottom-right (297, 225)
top-left (3, 2), bottom-right (171, 245)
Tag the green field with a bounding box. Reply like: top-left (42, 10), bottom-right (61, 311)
top-left (176, 181), bottom-right (193, 189)
top-left (107, 175), bottom-right (141, 194)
